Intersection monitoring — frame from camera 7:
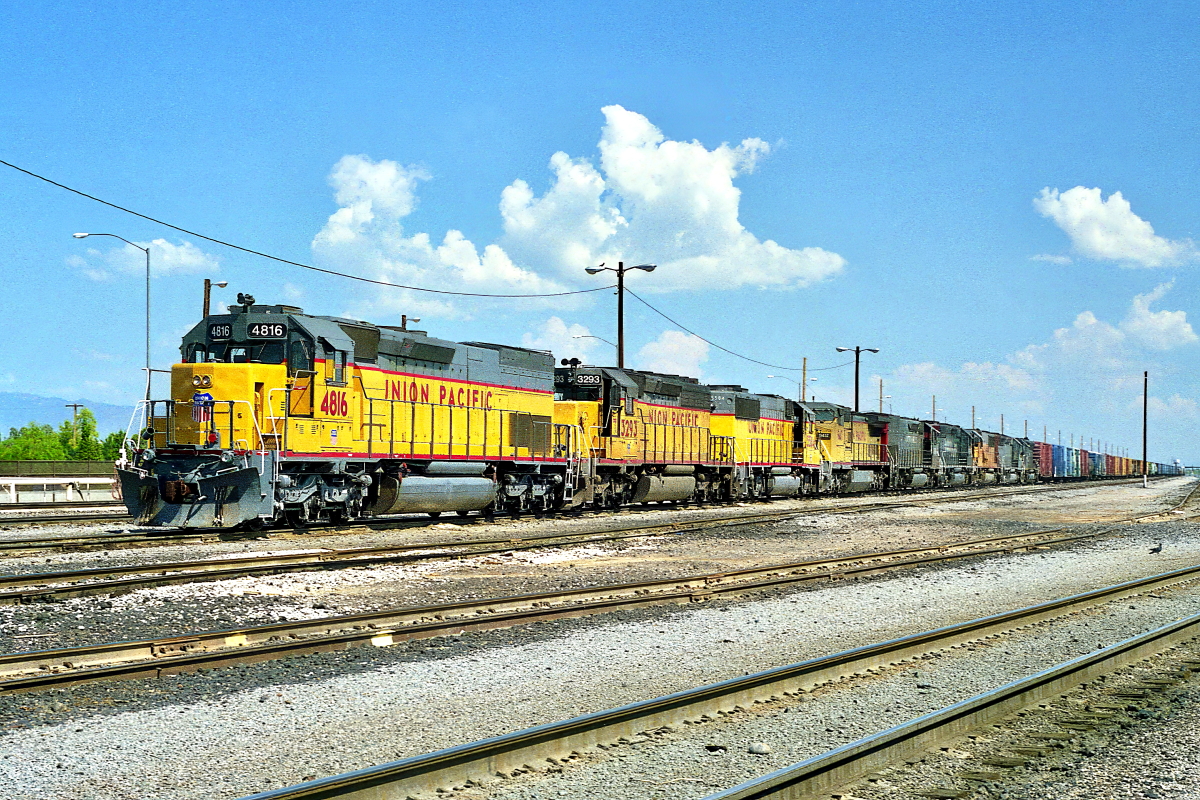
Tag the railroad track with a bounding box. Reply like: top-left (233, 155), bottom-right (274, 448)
top-left (0, 477), bottom-right (1173, 557)
top-left (0, 510), bottom-right (132, 528)
top-left (0, 499), bottom-right (125, 511)
top-left (704, 619), bottom-right (1200, 799)
top-left (0, 503), bottom-right (1177, 693)
top-left (228, 565), bottom-right (1200, 800)
top-left (0, 478), bottom-right (1183, 601)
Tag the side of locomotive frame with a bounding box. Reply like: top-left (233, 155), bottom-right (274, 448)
top-left (117, 301), bottom-right (1183, 528)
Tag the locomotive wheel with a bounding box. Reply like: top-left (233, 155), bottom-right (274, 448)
top-left (427, 511), bottom-right (442, 518)
top-left (455, 510), bottom-right (471, 519)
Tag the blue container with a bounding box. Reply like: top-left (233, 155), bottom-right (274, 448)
top-left (1052, 444), bottom-right (1067, 478)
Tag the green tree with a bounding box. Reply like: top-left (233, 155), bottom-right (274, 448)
top-left (72, 408), bottom-right (103, 460)
top-left (0, 423), bottom-right (69, 460)
top-left (101, 431), bottom-right (125, 460)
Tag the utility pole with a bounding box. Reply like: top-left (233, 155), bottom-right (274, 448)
top-left (1143, 370), bottom-right (1149, 488)
top-left (878, 378), bottom-right (884, 413)
top-left (64, 403), bottom-right (84, 447)
top-left (1025, 419), bottom-right (1028, 439)
top-left (932, 395), bottom-right (936, 422)
top-left (1001, 414), bottom-right (1004, 435)
top-left (971, 406), bottom-right (975, 428)
top-left (202, 279), bottom-right (228, 318)
top-left (585, 261), bottom-right (657, 369)
top-left (835, 346), bottom-right (879, 412)
top-left (801, 357), bottom-right (807, 405)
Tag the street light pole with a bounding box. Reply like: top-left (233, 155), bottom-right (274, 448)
top-left (571, 334), bottom-right (617, 361)
top-left (835, 346), bottom-right (879, 412)
top-left (766, 374), bottom-right (803, 402)
top-left (74, 233), bottom-right (152, 401)
top-left (1143, 370), bottom-right (1149, 488)
top-left (203, 278), bottom-right (228, 319)
top-left (584, 261), bottom-right (656, 369)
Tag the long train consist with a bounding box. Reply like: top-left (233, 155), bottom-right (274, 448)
top-left (116, 301), bottom-right (1183, 528)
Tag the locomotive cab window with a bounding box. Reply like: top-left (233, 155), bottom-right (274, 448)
top-left (187, 345), bottom-right (207, 363)
top-left (257, 342), bottom-right (285, 364)
top-left (323, 345), bottom-right (346, 384)
top-left (289, 339), bottom-right (313, 376)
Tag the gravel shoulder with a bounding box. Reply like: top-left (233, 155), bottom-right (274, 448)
top-left (0, 500), bottom-right (1197, 799)
top-left (0, 479), bottom-right (1190, 654)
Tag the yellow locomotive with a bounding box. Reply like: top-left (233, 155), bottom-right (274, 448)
top-left (119, 299), bottom-right (898, 528)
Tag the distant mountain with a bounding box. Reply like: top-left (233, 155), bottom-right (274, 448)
top-left (0, 392), bottom-right (135, 437)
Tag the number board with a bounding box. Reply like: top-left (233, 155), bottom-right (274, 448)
top-left (574, 373), bottom-right (602, 386)
top-left (207, 323), bottom-right (233, 340)
top-left (247, 322), bottom-right (287, 339)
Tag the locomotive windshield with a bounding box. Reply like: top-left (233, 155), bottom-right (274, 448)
top-left (185, 317), bottom-right (292, 365)
top-left (187, 341), bottom-right (287, 364)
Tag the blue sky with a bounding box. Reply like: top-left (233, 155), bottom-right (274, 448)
top-left (1, 0), bottom-right (1196, 462)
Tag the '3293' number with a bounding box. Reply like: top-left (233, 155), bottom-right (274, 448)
top-left (321, 390), bottom-right (349, 416)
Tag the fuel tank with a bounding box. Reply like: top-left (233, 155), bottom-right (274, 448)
top-left (631, 475), bottom-right (697, 503)
top-left (370, 475), bottom-right (496, 514)
top-left (768, 475), bottom-right (803, 497)
top-left (844, 469), bottom-right (875, 493)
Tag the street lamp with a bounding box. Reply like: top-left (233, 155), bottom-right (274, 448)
top-left (203, 279), bottom-right (228, 318)
top-left (572, 334), bottom-right (617, 361)
top-left (766, 374), bottom-right (802, 402)
top-left (835, 346), bottom-right (879, 412)
top-left (583, 261), bottom-right (656, 369)
top-left (74, 233), bottom-right (152, 402)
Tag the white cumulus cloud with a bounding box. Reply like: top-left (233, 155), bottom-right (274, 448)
top-left (502, 105), bottom-right (845, 291)
top-left (635, 330), bottom-right (710, 379)
top-left (1033, 186), bottom-right (1196, 268)
top-left (66, 239), bottom-right (220, 281)
top-left (312, 111), bottom-right (844, 323)
top-left (1119, 282), bottom-right (1199, 350)
top-left (313, 154), bottom-right (570, 321)
top-left (520, 317), bottom-right (604, 364)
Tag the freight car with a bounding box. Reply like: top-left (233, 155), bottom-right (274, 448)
top-left (115, 300), bottom-right (1183, 528)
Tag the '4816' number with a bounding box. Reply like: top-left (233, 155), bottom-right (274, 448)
top-left (321, 390), bottom-right (349, 416)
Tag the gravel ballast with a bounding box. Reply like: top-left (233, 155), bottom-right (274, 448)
top-left (0, 501), bottom-right (1197, 799)
top-left (0, 479), bottom-right (1189, 654)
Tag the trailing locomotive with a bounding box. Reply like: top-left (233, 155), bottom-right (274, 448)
top-left (115, 300), bottom-right (1183, 528)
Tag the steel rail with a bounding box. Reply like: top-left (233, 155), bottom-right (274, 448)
top-left (704, 614), bottom-right (1200, 800)
top-left (0, 497), bottom-right (1089, 603)
top-left (0, 524), bottom-right (1161, 691)
top-left (0, 500), bottom-right (124, 511)
top-left (0, 512), bottom-right (131, 528)
top-left (232, 565), bottom-right (1200, 800)
top-left (3, 476), bottom-right (1191, 603)
top-left (0, 477), bottom-right (1167, 555)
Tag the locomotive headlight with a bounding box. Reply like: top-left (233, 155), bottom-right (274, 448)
top-left (192, 375), bottom-right (203, 388)
top-left (201, 375), bottom-right (212, 388)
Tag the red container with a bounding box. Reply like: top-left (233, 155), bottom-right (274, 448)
top-left (1036, 441), bottom-right (1054, 478)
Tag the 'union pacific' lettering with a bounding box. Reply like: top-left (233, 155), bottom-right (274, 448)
top-left (641, 407), bottom-right (706, 427)
top-left (747, 419), bottom-right (790, 437)
top-left (387, 379), bottom-right (494, 409)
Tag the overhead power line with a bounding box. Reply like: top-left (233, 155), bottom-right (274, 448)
top-left (624, 287), bottom-right (852, 373)
top-left (0, 158), bottom-right (614, 299)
